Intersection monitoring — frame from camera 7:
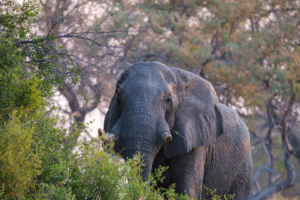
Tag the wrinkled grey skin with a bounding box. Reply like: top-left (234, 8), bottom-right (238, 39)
top-left (104, 62), bottom-right (252, 199)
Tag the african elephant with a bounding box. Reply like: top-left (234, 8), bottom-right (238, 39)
top-left (104, 62), bottom-right (252, 199)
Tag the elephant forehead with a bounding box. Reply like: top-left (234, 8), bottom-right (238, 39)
top-left (129, 71), bottom-right (167, 87)
top-left (124, 63), bottom-right (171, 85)
top-left (121, 77), bottom-right (169, 101)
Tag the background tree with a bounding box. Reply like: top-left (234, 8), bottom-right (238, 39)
top-left (34, 0), bottom-right (137, 139)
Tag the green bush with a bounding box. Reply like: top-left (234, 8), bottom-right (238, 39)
top-left (30, 129), bottom-right (192, 200)
top-left (0, 112), bottom-right (43, 198)
top-left (0, 105), bottom-right (193, 199)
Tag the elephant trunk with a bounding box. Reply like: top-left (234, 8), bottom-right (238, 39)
top-left (123, 149), bottom-right (154, 180)
top-left (119, 111), bottom-right (161, 180)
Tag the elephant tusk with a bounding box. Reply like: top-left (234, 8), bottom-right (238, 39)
top-left (162, 132), bottom-right (172, 142)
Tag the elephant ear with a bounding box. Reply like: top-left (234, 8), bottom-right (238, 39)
top-left (164, 68), bottom-right (224, 159)
top-left (104, 94), bottom-right (120, 132)
top-left (104, 67), bottom-right (132, 132)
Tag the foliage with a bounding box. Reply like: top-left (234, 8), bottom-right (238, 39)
top-left (1, 0), bottom-right (83, 89)
top-left (0, 115), bottom-right (193, 199)
top-left (0, 0), bottom-right (81, 120)
top-left (29, 0), bottom-right (137, 137)
top-left (0, 0), bottom-right (39, 39)
top-left (32, 135), bottom-right (191, 200)
top-left (201, 187), bottom-right (233, 200)
top-left (106, 0), bottom-right (300, 109)
top-left (0, 39), bottom-right (47, 117)
top-left (0, 112), bottom-right (43, 198)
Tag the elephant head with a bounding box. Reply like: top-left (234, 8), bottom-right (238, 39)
top-left (104, 62), bottom-right (224, 178)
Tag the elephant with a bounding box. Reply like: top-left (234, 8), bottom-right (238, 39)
top-left (104, 61), bottom-right (252, 199)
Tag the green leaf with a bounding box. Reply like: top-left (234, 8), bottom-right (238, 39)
top-left (50, 34), bottom-right (55, 41)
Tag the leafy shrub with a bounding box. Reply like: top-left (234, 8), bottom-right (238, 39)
top-left (201, 187), bottom-right (233, 200)
top-left (0, 107), bottom-right (192, 199)
top-left (31, 130), bottom-right (192, 200)
top-left (0, 112), bottom-right (43, 198)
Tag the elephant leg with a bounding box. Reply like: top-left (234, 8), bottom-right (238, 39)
top-left (169, 146), bottom-right (206, 199)
top-left (228, 151), bottom-right (252, 200)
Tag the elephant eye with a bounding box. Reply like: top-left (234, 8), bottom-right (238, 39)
top-left (166, 98), bottom-right (172, 104)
